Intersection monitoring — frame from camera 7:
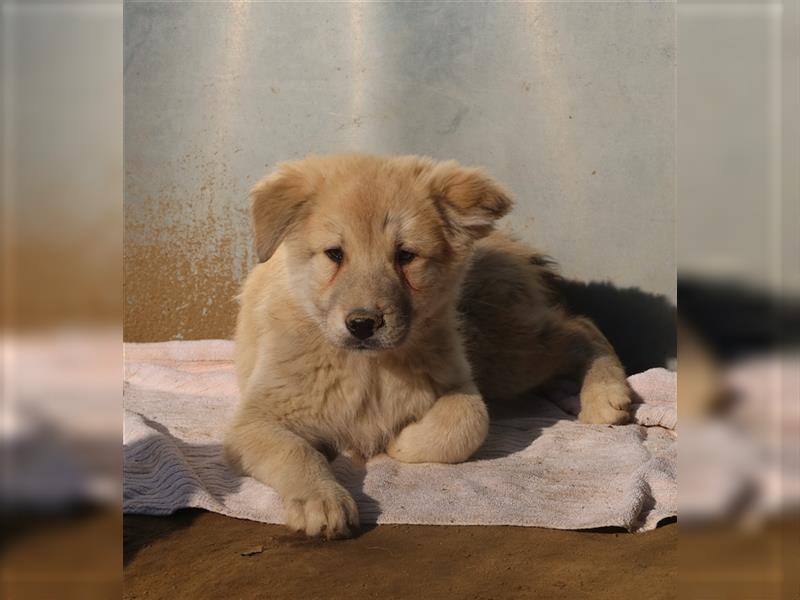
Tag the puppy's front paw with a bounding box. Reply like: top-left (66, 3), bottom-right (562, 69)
top-left (387, 395), bottom-right (488, 464)
top-left (284, 482), bottom-right (359, 539)
top-left (578, 380), bottom-right (631, 425)
top-left (386, 422), bottom-right (430, 463)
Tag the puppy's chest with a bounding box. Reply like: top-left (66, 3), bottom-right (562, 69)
top-left (301, 357), bottom-right (438, 452)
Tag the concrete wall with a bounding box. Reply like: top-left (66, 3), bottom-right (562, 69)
top-left (124, 2), bottom-right (675, 341)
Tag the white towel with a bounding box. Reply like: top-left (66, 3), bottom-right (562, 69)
top-left (123, 340), bottom-right (676, 532)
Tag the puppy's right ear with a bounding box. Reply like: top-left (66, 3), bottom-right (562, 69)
top-left (250, 161), bottom-right (318, 262)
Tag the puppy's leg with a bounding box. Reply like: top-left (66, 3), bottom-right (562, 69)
top-left (565, 317), bottom-right (631, 424)
top-left (386, 390), bottom-right (489, 464)
top-left (225, 414), bottom-right (358, 539)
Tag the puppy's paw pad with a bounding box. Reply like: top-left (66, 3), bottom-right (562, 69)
top-left (285, 483), bottom-right (358, 539)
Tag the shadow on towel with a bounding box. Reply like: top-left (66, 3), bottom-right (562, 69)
top-left (124, 417), bottom-right (244, 563)
top-left (331, 455), bottom-right (381, 531)
top-left (474, 420), bottom-right (546, 461)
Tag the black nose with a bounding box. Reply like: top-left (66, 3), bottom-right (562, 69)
top-left (345, 310), bottom-right (384, 340)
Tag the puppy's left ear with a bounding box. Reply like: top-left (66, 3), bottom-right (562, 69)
top-left (427, 160), bottom-right (513, 247)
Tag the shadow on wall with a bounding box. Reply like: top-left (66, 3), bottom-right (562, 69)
top-left (553, 279), bottom-right (677, 374)
top-left (678, 276), bottom-right (800, 362)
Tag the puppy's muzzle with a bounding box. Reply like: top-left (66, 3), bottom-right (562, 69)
top-left (345, 309), bottom-right (384, 340)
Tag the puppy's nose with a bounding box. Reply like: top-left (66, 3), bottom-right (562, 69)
top-left (345, 310), bottom-right (384, 340)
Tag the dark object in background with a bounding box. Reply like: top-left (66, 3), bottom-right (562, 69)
top-left (554, 279), bottom-right (676, 375)
top-left (678, 277), bottom-right (800, 363)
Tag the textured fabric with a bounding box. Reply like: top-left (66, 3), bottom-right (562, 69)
top-left (124, 340), bottom-right (676, 531)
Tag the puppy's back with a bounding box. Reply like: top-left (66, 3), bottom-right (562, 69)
top-left (460, 232), bottom-right (567, 400)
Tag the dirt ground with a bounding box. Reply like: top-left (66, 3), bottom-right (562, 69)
top-left (8, 509), bottom-right (797, 599)
top-left (2, 509), bottom-right (122, 600)
top-left (123, 510), bottom-right (676, 600)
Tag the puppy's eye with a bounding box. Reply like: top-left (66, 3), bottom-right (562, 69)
top-left (324, 248), bottom-right (344, 263)
top-left (396, 249), bottom-right (416, 266)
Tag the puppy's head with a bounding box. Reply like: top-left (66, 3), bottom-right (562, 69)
top-left (250, 154), bottom-right (512, 351)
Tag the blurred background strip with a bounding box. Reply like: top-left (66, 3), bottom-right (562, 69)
top-left (677, 0), bottom-right (799, 598)
top-left (2, 1), bottom-right (122, 598)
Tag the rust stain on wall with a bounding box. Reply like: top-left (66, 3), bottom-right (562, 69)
top-left (124, 242), bottom-right (244, 341)
top-left (124, 165), bottom-right (253, 341)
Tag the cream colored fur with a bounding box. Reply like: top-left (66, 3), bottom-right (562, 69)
top-left (225, 154), bottom-right (630, 538)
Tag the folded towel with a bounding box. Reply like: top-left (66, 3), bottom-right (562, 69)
top-left (124, 340), bottom-right (676, 532)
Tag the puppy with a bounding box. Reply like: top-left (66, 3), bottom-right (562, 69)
top-left (225, 154), bottom-right (631, 538)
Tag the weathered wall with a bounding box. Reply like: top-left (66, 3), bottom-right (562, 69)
top-left (124, 2), bottom-right (675, 341)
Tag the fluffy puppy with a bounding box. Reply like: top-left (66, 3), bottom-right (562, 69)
top-left (225, 154), bottom-right (630, 538)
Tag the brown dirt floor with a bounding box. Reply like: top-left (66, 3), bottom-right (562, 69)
top-left (8, 509), bottom-right (795, 599)
top-left (123, 510), bottom-right (677, 600)
top-left (2, 508), bottom-right (122, 599)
